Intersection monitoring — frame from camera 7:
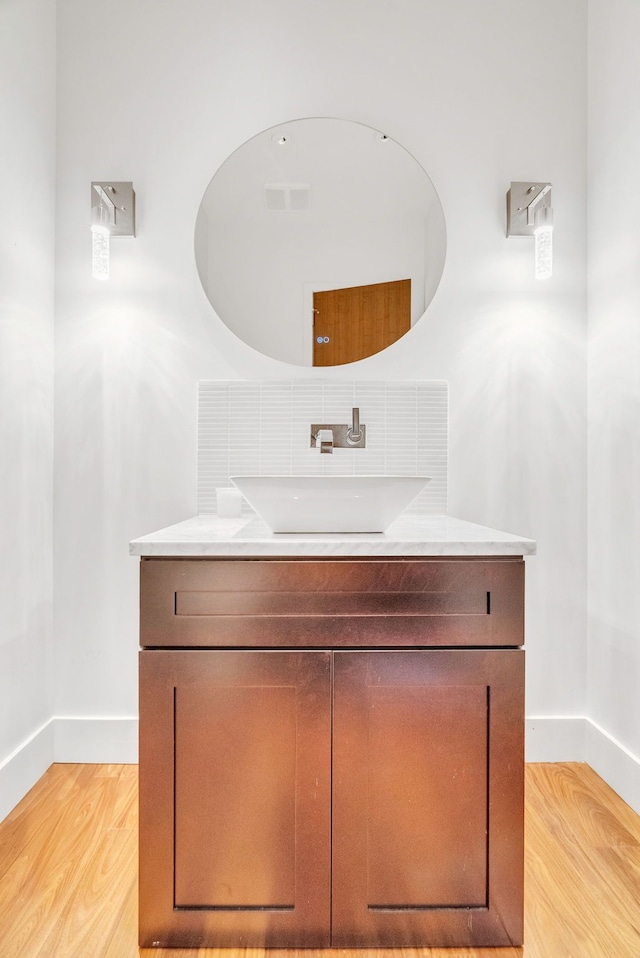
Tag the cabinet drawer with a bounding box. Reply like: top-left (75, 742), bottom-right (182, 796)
top-left (140, 557), bottom-right (524, 648)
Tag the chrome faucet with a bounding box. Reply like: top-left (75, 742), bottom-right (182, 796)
top-left (310, 407), bottom-right (366, 454)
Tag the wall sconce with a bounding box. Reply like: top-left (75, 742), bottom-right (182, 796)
top-left (506, 182), bottom-right (553, 280)
top-left (90, 182), bottom-right (135, 280)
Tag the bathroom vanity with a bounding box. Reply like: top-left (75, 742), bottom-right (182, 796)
top-left (130, 514), bottom-right (535, 949)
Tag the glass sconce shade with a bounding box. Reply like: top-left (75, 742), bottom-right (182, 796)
top-left (90, 182), bottom-right (135, 280)
top-left (506, 182), bottom-right (553, 281)
top-left (533, 205), bottom-right (553, 281)
top-left (534, 226), bottom-right (552, 280)
top-left (91, 200), bottom-right (112, 281)
top-left (91, 223), bottom-right (110, 281)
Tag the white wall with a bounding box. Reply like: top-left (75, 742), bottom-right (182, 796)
top-left (50, 0), bottom-right (588, 767)
top-left (0, 0), bottom-right (56, 819)
top-left (587, 0), bottom-right (640, 809)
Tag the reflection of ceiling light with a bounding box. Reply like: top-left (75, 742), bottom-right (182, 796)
top-left (264, 183), bottom-right (311, 210)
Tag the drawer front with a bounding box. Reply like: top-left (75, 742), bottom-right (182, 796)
top-left (140, 557), bottom-right (524, 649)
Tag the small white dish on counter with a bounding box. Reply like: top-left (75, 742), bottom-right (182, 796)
top-left (230, 475), bottom-right (431, 533)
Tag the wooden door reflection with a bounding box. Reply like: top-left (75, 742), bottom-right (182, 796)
top-left (313, 278), bottom-right (411, 365)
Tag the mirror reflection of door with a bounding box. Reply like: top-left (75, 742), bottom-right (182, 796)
top-left (313, 279), bottom-right (411, 366)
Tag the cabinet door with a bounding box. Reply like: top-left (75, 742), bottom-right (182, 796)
top-left (139, 650), bottom-right (332, 948)
top-left (332, 649), bottom-right (524, 948)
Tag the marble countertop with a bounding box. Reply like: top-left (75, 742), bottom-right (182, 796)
top-left (129, 514), bottom-right (536, 558)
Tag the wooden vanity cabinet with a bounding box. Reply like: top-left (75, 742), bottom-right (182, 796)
top-left (139, 556), bottom-right (525, 949)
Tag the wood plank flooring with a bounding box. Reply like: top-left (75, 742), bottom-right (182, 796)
top-left (0, 762), bottom-right (638, 957)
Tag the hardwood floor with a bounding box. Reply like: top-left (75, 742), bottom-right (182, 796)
top-left (0, 763), bottom-right (638, 957)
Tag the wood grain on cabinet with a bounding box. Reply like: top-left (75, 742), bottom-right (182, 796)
top-left (138, 555), bottom-right (526, 949)
top-left (140, 557), bottom-right (524, 649)
top-left (138, 649), bottom-right (332, 948)
top-left (332, 649), bottom-right (525, 947)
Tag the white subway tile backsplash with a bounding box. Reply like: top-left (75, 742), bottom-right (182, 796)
top-left (198, 380), bottom-right (448, 516)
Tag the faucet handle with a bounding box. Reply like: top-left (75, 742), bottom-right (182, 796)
top-left (347, 407), bottom-right (362, 445)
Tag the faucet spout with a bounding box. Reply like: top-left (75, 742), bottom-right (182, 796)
top-left (314, 428), bottom-right (334, 454)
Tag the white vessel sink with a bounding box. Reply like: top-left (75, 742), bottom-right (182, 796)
top-left (230, 475), bottom-right (431, 533)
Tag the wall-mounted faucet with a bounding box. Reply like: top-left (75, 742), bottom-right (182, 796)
top-left (310, 407), bottom-right (366, 454)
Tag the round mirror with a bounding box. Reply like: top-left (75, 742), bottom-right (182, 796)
top-left (195, 118), bottom-right (446, 367)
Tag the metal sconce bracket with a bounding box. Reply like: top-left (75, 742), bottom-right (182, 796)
top-left (91, 181), bottom-right (135, 236)
top-left (506, 181), bottom-right (552, 237)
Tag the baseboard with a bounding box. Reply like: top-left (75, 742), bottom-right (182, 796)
top-left (0, 716), bottom-right (138, 823)
top-left (54, 716), bottom-right (138, 764)
top-left (525, 715), bottom-right (587, 762)
top-left (0, 719), bottom-right (55, 822)
top-left (586, 719), bottom-right (640, 815)
top-left (526, 714), bottom-right (640, 814)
